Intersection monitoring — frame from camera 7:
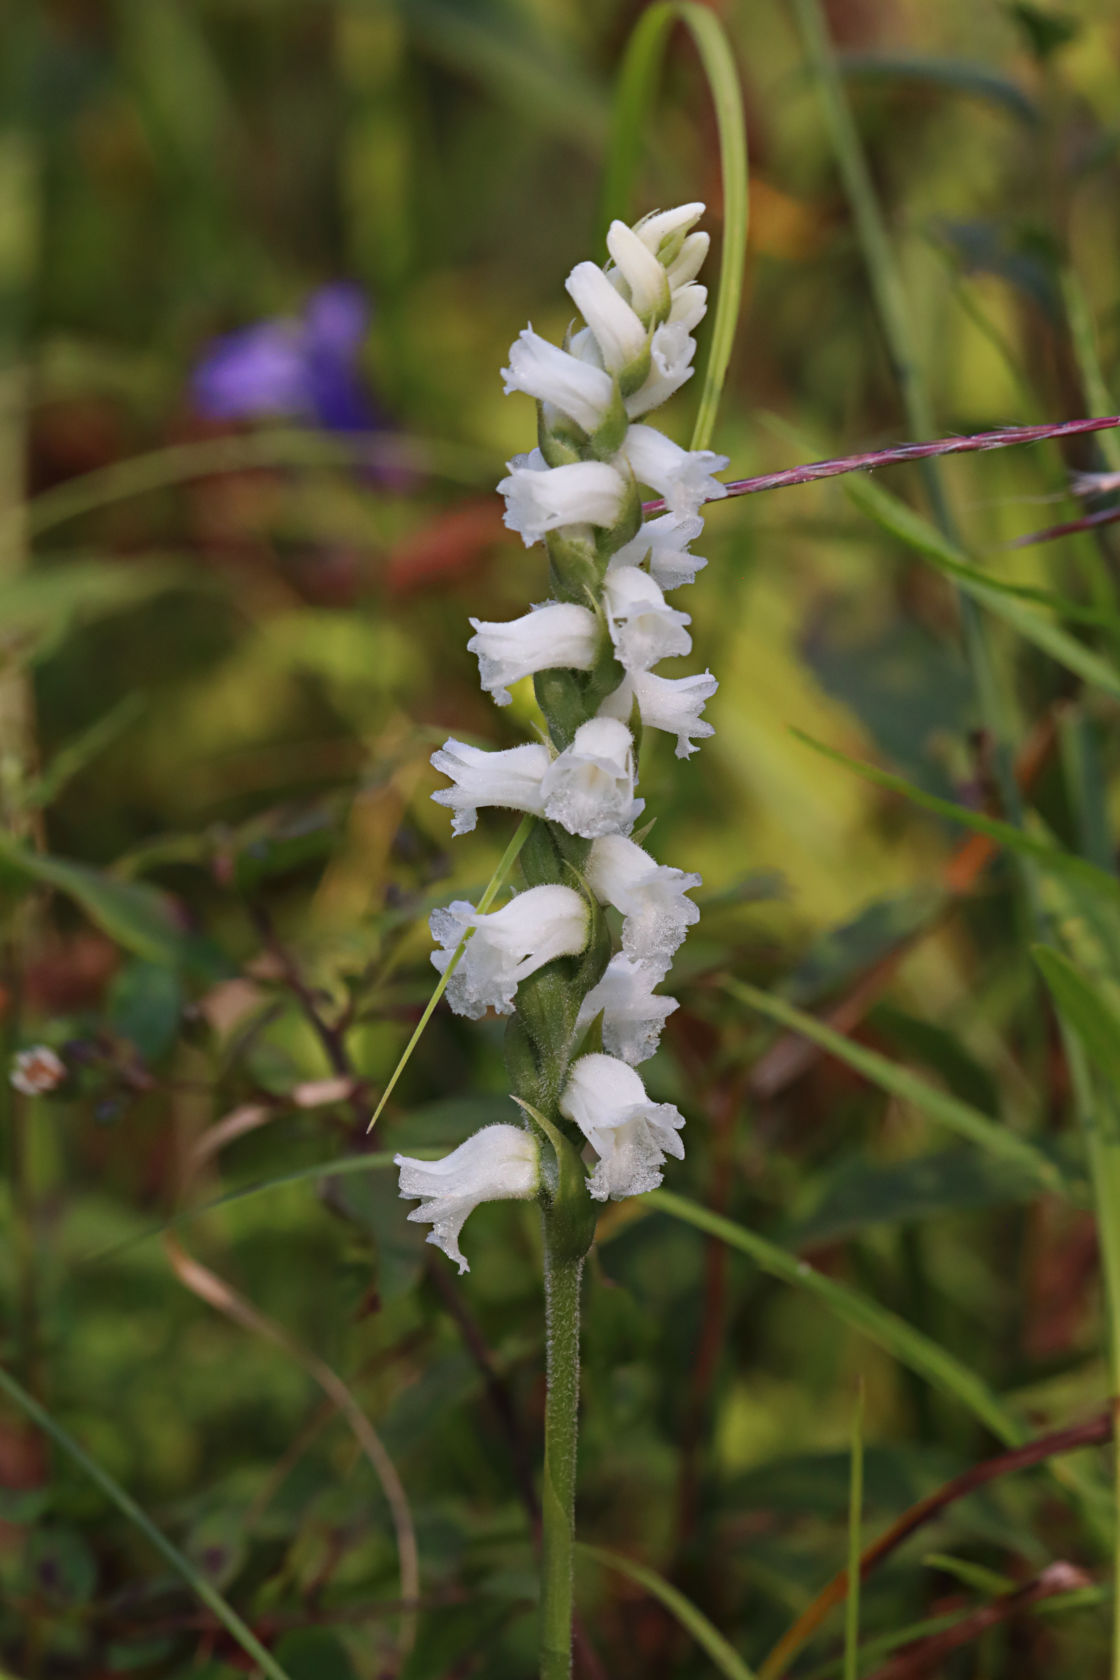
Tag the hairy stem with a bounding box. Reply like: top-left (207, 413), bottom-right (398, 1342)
top-left (540, 1216), bottom-right (584, 1680)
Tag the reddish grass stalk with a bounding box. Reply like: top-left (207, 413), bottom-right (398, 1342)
top-left (641, 415), bottom-right (1120, 514)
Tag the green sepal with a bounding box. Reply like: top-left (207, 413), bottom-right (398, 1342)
top-left (546, 526), bottom-right (601, 603)
top-left (617, 341), bottom-right (652, 399)
top-left (534, 668), bottom-right (591, 751)
top-left (597, 484), bottom-right (642, 560)
top-left (520, 819), bottom-right (590, 889)
top-left (514, 1097), bottom-right (598, 1263)
top-left (587, 380), bottom-right (629, 460)
top-left (538, 401), bottom-right (587, 467)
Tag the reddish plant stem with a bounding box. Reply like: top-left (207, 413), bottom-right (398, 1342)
top-left (640, 415), bottom-right (1120, 514)
top-left (1008, 503), bottom-right (1120, 549)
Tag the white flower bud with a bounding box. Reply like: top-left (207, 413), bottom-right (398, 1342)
top-left (430, 884), bottom-right (590, 1018)
top-left (608, 511), bottom-right (707, 591)
top-left (540, 717), bottom-right (644, 839)
top-left (395, 1124), bottom-right (540, 1273)
top-left (603, 566), bottom-right (691, 671)
top-left (624, 320), bottom-right (698, 418)
top-left (606, 220), bottom-right (670, 321)
top-left (665, 231), bottom-right (710, 289)
top-left (576, 953), bottom-right (678, 1065)
top-left (467, 602), bottom-right (600, 706)
top-left (502, 326), bottom-right (616, 434)
top-left (498, 448), bottom-right (629, 547)
top-left (631, 668), bottom-right (719, 758)
top-left (586, 833), bottom-right (701, 964)
top-left (617, 424), bottom-right (728, 517)
top-left (430, 738), bottom-right (549, 836)
top-left (565, 261), bottom-right (648, 373)
top-left (668, 284), bottom-right (707, 333)
top-left (559, 1052), bottom-right (685, 1201)
top-left (632, 203), bottom-right (706, 258)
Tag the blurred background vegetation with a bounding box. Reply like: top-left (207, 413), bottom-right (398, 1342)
top-left (6, 0), bottom-right (1120, 1675)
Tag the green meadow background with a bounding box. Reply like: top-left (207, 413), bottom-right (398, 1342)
top-left (5, 0), bottom-right (1120, 1675)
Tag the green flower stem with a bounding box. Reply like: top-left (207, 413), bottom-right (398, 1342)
top-left (539, 1218), bottom-right (585, 1680)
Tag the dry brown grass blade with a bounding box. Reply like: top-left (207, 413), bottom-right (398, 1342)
top-left (757, 1408), bottom-right (1110, 1680)
top-left (163, 1234), bottom-right (420, 1668)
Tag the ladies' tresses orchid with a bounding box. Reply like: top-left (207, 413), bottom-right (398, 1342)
top-left (430, 885), bottom-right (590, 1018)
top-left (467, 602), bottom-right (600, 706)
top-left (395, 1125), bottom-right (540, 1273)
top-left (498, 451), bottom-right (630, 546)
top-left (559, 1052), bottom-right (686, 1201)
top-left (575, 953), bottom-right (678, 1066)
top-left (585, 833), bottom-right (701, 963)
top-left (412, 205), bottom-right (722, 1293)
top-left (429, 738), bottom-right (549, 835)
top-left (540, 717), bottom-right (644, 839)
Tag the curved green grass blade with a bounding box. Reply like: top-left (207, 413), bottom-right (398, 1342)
top-left (602, 1), bottom-right (748, 451)
top-left (791, 729), bottom-right (1120, 908)
top-left (577, 1542), bottom-right (758, 1680)
top-left (0, 1361), bottom-right (292, 1680)
top-left (645, 1190), bottom-right (1024, 1445)
top-left (725, 978), bottom-right (1072, 1196)
top-left (843, 473), bottom-right (1120, 701)
top-left (1034, 947), bottom-right (1120, 1087)
top-left (844, 1383), bottom-right (865, 1680)
top-left (367, 815), bottom-right (533, 1131)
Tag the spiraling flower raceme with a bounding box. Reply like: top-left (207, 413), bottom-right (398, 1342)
top-left (407, 203), bottom-right (723, 1263)
top-left (430, 885), bottom-right (590, 1018)
top-left (395, 1125), bottom-right (541, 1273)
top-left (559, 1052), bottom-right (685, 1201)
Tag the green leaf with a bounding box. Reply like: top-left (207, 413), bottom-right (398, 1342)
top-left (791, 730), bottom-right (1120, 909)
top-left (601, 2), bottom-right (748, 452)
top-left (1007, 3), bottom-right (1080, 60)
top-left (643, 1191), bottom-right (1025, 1445)
top-left (0, 835), bottom-right (189, 966)
top-left (842, 473), bottom-right (1120, 702)
top-left (107, 961), bottom-right (183, 1061)
top-left (24, 693), bottom-right (146, 809)
top-left (726, 978), bottom-right (1071, 1196)
top-left (577, 1542), bottom-right (758, 1680)
top-left (272, 1632), bottom-right (357, 1680)
top-left (0, 1362), bottom-right (292, 1680)
top-left (1033, 946), bottom-right (1120, 1087)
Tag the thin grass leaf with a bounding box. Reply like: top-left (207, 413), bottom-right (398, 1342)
top-left (842, 473), bottom-right (1120, 700)
top-left (367, 815), bottom-right (533, 1130)
top-left (601, 1), bottom-right (748, 451)
top-left (644, 1191), bottom-right (1024, 1444)
top-left (725, 978), bottom-right (1071, 1195)
top-left (1034, 947), bottom-right (1120, 1088)
top-left (0, 1361), bottom-right (292, 1680)
top-left (791, 730), bottom-right (1120, 908)
top-left (577, 1542), bottom-right (758, 1680)
top-left (837, 54), bottom-right (1039, 125)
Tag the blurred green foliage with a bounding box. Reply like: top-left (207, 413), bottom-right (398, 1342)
top-left (4, 0), bottom-right (1120, 1675)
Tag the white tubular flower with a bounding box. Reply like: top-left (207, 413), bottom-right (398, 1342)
top-left (499, 449), bottom-right (629, 547)
top-left (608, 511), bottom-right (707, 591)
top-left (396, 1124), bottom-right (540, 1273)
top-left (541, 716), bottom-right (644, 838)
top-left (467, 602), bottom-right (600, 706)
top-left (502, 326), bottom-right (616, 434)
top-left (632, 668), bottom-right (719, 758)
top-left (430, 738), bottom-right (549, 835)
top-left (618, 424), bottom-right (728, 516)
top-left (430, 884), bottom-right (590, 1018)
top-left (603, 566), bottom-right (691, 671)
top-left (624, 321), bottom-right (698, 418)
top-left (575, 953), bottom-right (678, 1065)
top-left (587, 833), bottom-right (701, 963)
top-left (632, 202), bottom-right (706, 258)
top-left (559, 1052), bottom-right (685, 1201)
top-left (606, 220), bottom-right (671, 321)
top-left (565, 261), bottom-right (648, 372)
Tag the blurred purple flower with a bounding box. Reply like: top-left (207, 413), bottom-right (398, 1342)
top-left (192, 282), bottom-right (380, 433)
